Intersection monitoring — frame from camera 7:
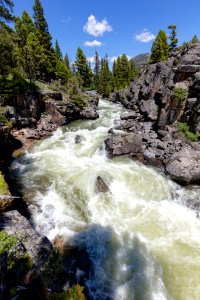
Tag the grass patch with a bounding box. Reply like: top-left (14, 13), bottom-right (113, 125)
top-left (172, 87), bottom-right (188, 104)
top-left (177, 122), bottom-right (200, 142)
top-left (0, 171), bottom-right (10, 195)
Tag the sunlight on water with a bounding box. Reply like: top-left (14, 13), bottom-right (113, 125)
top-left (14, 99), bottom-right (200, 300)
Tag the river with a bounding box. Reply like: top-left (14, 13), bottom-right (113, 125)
top-left (12, 99), bottom-right (200, 300)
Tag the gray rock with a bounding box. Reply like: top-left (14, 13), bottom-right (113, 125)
top-left (0, 210), bottom-right (52, 267)
top-left (186, 98), bottom-right (197, 109)
top-left (166, 146), bottom-right (200, 184)
top-left (120, 111), bottom-right (136, 120)
top-left (177, 65), bottom-right (200, 73)
top-left (139, 100), bottom-right (158, 121)
top-left (105, 134), bottom-right (143, 157)
top-left (95, 176), bottom-right (109, 193)
top-left (80, 106), bottom-right (99, 120)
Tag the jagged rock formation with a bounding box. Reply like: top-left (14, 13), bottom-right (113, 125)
top-left (109, 42), bottom-right (200, 185)
top-left (0, 89), bottom-right (99, 153)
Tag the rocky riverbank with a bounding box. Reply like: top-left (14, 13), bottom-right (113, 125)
top-left (0, 87), bottom-right (99, 299)
top-left (107, 42), bottom-right (200, 185)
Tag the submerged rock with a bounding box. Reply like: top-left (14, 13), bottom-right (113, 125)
top-left (95, 176), bottom-right (109, 193)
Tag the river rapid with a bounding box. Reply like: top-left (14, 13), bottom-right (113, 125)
top-left (12, 99), bottom-right (200, 300)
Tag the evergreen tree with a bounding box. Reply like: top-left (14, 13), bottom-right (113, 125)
top-left (55, 59), bottom-right (70, 83)
top-left (55, 39), bottom-right (62, 60)
top-left (74, 47), bottom-right (92, 88)
top-left (168, 24), bottom-right (178, 49)
top-left (191, 35), bottom-right (199, 43)
top-left (64, 52), bottom-right (70, 69)
top-left (120, 54), bottom-right (129, 88)
top-left (94, 51), bottom-right (101, 91)
top-left (149, 30), bottom-right (169, 63)
top-left (99, 54), bottom-right (111, 97)
top-left (33, 0), bottom-right (52, 49)
top-left (33, 0), bottom-right (56, 80)
top-left (0, 24), bottom-right (16, 77)
top-left (15, 11), bottom-right (34, 46)
top-left (129, 58), bottom-right (139, 81)
top-left (115, 56), bottom-right (122, 89)
top-left (0, 0), bottom-right (14, 22)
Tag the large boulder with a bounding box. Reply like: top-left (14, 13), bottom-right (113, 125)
top-left (166, 145), bottom-right (200, 185)
top-left (139, 99), bottom-right (158, 121)
top-left (105, 133), bottom-right (144, 157)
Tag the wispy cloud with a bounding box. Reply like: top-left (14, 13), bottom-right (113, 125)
top-left (135, 29), bottom-right (155, 43)
top-left (84, 40), bottom-right (104, 47)
top-left (61, 17), bottom-right (71, 23)
top-left (83, 15), bottom-right (113, 37)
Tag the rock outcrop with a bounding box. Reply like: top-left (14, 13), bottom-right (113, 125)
top-left (0, 89), bottom-right (99, 151)
top-left (0, 210), bottom-right (66, 299)
top-left (110, 42), bottom-right (200, 184)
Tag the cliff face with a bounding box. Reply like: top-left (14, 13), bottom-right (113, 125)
top-left (0, 89), bottom-right (99, 157)
top-left (113, 42), bottom-right (200, 132)
top-left (108, 42), bottom-right (200, 185)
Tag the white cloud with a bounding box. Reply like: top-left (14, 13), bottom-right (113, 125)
top-left (84, 40), bottom-right (104, 47)
top-left (135, 29), bottom-right (155, 43)
top-left (87, 56), bottom-right (95, 63)
top-left (83, 15), bottom-right (113, 37)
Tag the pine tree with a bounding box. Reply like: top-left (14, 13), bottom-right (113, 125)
top-left (99, 55), bottom-right (111, 97)
top-left (55, 39), bottom-right (62, 60)
top-left (15, 11), bottom-right (34, 46)
top-left (191, 35), bottom-right (199, 43)
top-left (74, 47), bottom-right (92, 88)
top-left (0, 0), bottom-right (14, 22)
top-left (64, 52), bottom-right (70, 69)
top-left (168, 24), bottom-right (178, 49)
top-left (149, 30), bottom-right (169, 64)
top-left (120, 54), bottom-right (129, 88)
top-left (33, 0), bottom-right (52, 49)
top-left (129, 58), bottom-right (139, 81)
top-left (94, 51), bottom-right (101, 91)
top-left (33, 0), bottom-right (56, 80)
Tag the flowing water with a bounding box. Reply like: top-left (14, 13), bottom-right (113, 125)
top-left (13, 100), bottom-right (200, 300)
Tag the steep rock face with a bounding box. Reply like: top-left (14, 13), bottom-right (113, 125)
top-left (109, 43), bottom-right (200, 184)
top-left (112, 42), bottom-right (200, 132)
top-left (0, 90), bottom-right (99, 149)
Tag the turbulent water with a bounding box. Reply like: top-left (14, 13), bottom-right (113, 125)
top-left (13, 100), bottom-right (200, 300)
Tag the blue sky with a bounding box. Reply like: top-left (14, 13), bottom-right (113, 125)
top-left (13, 0), bottom-right (200, 64)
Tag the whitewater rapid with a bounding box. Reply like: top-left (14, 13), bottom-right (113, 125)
top-left (13, 100), bottom-right (200, 300)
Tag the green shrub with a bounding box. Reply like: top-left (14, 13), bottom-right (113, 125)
top-left (177, 122), bottom-right (199, 141)
top-left (0, 230), bottom-right (17, 255)
top-left (172, 87), bottom-right (188, 104)
top-left (71, 95), bottom-right (87, 108)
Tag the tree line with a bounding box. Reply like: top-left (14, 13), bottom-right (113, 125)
top-left (149, 25), bottom-right (199, 63)
top-left (0, 0), bottom-right (139, 99)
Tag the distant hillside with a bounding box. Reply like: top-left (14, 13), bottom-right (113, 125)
top-left (133, 53), bottom-right (150, 68)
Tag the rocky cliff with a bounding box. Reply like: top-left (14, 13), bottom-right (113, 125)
top-left (108, 42), bottom-right (200, 185)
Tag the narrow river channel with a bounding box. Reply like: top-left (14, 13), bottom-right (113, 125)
top-left (12, 99), bottom-right (200, 300)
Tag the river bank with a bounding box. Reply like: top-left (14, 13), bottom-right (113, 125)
top-left (9, 99), bottom-right (200, 300)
